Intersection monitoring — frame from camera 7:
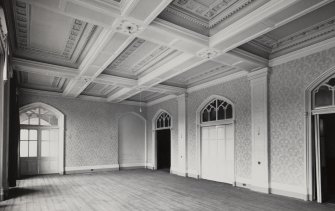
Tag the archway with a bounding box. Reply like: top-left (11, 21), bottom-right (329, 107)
top-left (118, 112), bottom-right (146, 169)
top-left (152, 110), bottom-right (172, 171)
top-left (306, 66), bottom-right (335, 203)
top-left (19, 102), bottom-right (64, 176)
top-left (196, 95), bottom-right (235, 184)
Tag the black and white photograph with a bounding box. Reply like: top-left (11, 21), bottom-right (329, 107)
top-left (0, 0), bottom-right (335, 210)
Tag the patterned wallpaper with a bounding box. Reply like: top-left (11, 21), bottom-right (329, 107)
top-left (187, 77), bottom-right (252, 180)
top-left (269, 47), bottom-right (335, 186)
top-left (19, 94), bottom-right (146, 167)
top-left (146, 98), bottom-right (178, 169)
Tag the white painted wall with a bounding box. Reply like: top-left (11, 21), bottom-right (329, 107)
top-left (118, 113), bottom-right (145, 166)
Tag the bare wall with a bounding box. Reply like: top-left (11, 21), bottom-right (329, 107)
top-left (269, 47), bottom-right (335, 187)
top-left (19, 93), bottom-right (146, 168)
top-left (118, 113), bottom-right (145, 165)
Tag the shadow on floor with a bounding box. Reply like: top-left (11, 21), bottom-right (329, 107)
top-left (6, 187), bottom-right (39, 200)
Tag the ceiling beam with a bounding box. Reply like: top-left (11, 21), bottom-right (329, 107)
top-left (210, 0), bottom-right (332, 52)
top-left (12, 58), bottom-right (185, 95)
top-left (62, 0), bottom-right (172, 98)
top-left (12, 58), bottom-right (77, 78)
top-left (107, 53), bottom-right (206, 102)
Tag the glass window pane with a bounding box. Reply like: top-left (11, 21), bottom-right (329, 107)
top-left (20, 113), bottom-right (29, 124)
top-left (314, 85), bottom-right (332, 108)
top-left (29, 130), bottom-right (37, 140)
top-left (20, 141), bottom-right (28, 157)
top-left (202, 110), bottom-right (209, 122)
top-left (164, 118), bottom-right (169, 128)
top-left (218, 106), bottom-right (225, 120)
top-left (29, 117), bottom-right (39, 125)
top-left (226, 104), bottom-right (233, 119)
top-left (41, 141), bottom-right (50, 157)
top-left (29, 141), bottom-right (37, 157)
top-left (40, 119), bottom-right (51, 126)
top-left (209, 108), bottom-right (216, 121)
top-left (20, 129), bottom-right (28, 140)
top-left (156, 120), bottom-right (160, 129)
top-left (327, 78), bottom-right (335, 87)
top-left (41, 130), bottom-right (50, 140)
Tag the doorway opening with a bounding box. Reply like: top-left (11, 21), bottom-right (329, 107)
top-left (153, 111), bottom-right (172, 171)
top-left (313, 113), bottom-right (335, 203)
top-left (19, 103), bottom-right (64, 176)
top-left (197, 96), bottom-right (235, 184)
top-left (309, 73), bottom-right (335, 203)
top-left (156, 129), bottom-right (171, 171)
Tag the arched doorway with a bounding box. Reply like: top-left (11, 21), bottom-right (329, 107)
top-left (118, 112), bottom-right (146, 168)
top-left (307, 69), bottom-right (335, 203)
top-left (196, 95), bottom-right (235, 184)
top-left (153, 110), bottom-right (172, 171)
top-left (19, 103), bottom-right (64, 176)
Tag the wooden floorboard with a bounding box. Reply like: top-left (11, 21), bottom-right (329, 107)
top-left (0, 169), bottom-right (334, 211)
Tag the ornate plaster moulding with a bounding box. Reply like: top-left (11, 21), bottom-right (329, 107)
top-left (197, 48), bottom-right (221, 59)
top-left (114, 19), bottom-right (144, 35)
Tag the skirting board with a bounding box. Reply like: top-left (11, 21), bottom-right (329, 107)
top-left (270, 182), bottom-right (308, 201)
top-left (146, 163), bottom-right (155, 170)
top-left (119, 163), bottom-right (146, 169)
top-left (65, 164), bottom-right (119, 174)
top-left (235, 177), bottom-right (252, 189)
top-left (170, 168), bottom-right (187, 177)
top-left (187, 170), bottom-right (199, 179)
top-left (234, 179), bottom-right (308, 201)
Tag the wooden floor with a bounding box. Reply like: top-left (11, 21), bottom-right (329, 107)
top-left (0, 169), bottom-right (334, 211)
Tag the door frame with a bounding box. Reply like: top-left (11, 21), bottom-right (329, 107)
top-left (305, 66), bottom-right (335, 202)
top-left (19, 102), bottom-right (65, 175)
top-left (152, 109), bottom-right (172, 170)
top-left (196, 95), bottom-right (236, 184)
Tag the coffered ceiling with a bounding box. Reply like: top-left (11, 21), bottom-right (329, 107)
top-left (159, 0), bottom-right (269, 36)
top-left (5, 0), bottom-right (335, 106)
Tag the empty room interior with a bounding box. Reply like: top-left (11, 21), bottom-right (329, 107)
top-left (1, 0), bottom-right (335, 210)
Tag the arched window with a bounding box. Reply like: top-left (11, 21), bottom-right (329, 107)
top-left (313, 77), bottom-right (335, 109)
top-left (20, 107), bottom-right (58, 126)
top-left (156, 112), bottom-right (171, 129)
top-left (201, 98), bottom-right (233, 123)
top-left (19, 106), bottom-right (59, 159)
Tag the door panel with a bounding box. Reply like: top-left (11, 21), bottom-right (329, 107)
top-left (201, 124), bottom-right (234, 184)
top-left (19, 127), bottom-right (59, 176)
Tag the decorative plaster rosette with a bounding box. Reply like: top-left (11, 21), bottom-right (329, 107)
top-left (197, 48), bottom-right (220, 59)
top-left (115, 20), bottom-right (142, 35)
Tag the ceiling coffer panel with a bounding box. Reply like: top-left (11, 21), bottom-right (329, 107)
top-left (18, 71), bottom-right (68, 93)
top-left (102, 38), bottom-right (171, 79)
top-left (158, 0), bottom-right (268, 36)
top-left (82, 82), bottom-right (119, 98)
top-left (12, 0), bottom-right (99, 68)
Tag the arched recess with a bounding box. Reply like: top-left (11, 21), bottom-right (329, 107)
top-left (19, 102), bottom-right (65, 175)
top-left (305, 66), bottom-right (335, 203)
top-left (152, 109), bottom-right (172, 170)
top-left (117, 112), bottom-right (146, 168)
top-left (196, 95), bottom-right (235, 184)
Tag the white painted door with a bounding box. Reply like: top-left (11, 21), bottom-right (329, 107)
top-left (20, 128), bottom-right (59, 176)
top-left (201, 124), bottom-right (234, 184)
